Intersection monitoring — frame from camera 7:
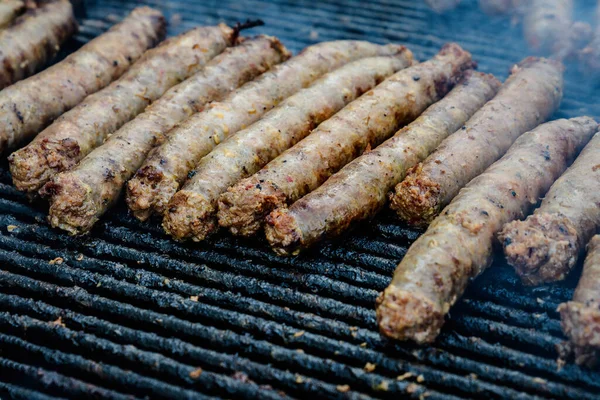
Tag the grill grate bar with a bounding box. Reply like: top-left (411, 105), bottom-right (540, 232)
top-left (0, 313), bottom-right (304, 400)
top-left (0, 356), bottom-right (142, 400)
top-left (1, 265), bottom-right (593, 399)
top-left (0, 295), bottom-right (454, 400)
top-left (0, 220), bottom-right (376, 327)
top-left (0, 334), bottom-right (215, 400)
top-left (0, 379), bottom-right (69, 400)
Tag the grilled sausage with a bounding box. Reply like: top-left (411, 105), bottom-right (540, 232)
top-left (499, 132), bottom-right (600, 286)
top-left (39, 36), bottom-right (289, 236)
top-left (126, 41), bottom-right (408, 221)
top-left (377, 117), bottom-right (597, 344)
top-left (425, 0), bottom-right (461, 13)
top-left (558, 235), bottom-right (600, 368)
top-left (259, 71), bottom-right (499, 253)
top-left (523, 0), bottom-right (574, 59)
top-left (0, 0), bottom-right (24, 28)
top-left (0, 0), bottom-right (76, 90)
top-left (0, 6), bottom-right (166, 152)
top-left (390, 57), bottom-right (563, 227)
top-left (161, 51), bottom-right (416, 241)
top-left (249, 44), bottom-right (475, 251)
top-left (9, 24), bottom-right (239, 195)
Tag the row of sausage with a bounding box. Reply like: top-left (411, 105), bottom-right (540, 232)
top-left (0, 5), bottom-right (598, 366)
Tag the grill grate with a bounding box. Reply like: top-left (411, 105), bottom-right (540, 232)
top-left (1, 0), bottom-right (600, 398)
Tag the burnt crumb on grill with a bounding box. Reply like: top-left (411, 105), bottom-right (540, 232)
top-left (188, 367), bottom-right (203, 379)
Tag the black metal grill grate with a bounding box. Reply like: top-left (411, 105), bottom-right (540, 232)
top-left (1, 0), bottom-right (599, 398)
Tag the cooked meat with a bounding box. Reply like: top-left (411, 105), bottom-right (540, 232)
top-left (160, 51), bottom-right (416, 241)
top-left (0, 6), bottom-right (165, 152)
top-left (523, 0), bottom-right (574, 58)
top-left (0, 0), bottom-right (76, 90)
top-left (376, 117), bottom-right (597, 344)
top-left (259, 44), bottom-right (478, 252)
top-left (390, 57), bottom-right (563, 227)
top-left (558, 235), bottom-right (600, 368)
top-left (425, 0), bottom-right (461, 13)
top-left (499, 132), bottom-right (600, 285)
top-left (9, 24), bottom-right (239, 195)
top-left (38, 36), bottom-right (289, 236)
top-left (0, 0), bottom-right (24, 28)
top-left (260, 71), bottom-right (499, 254)
top-left (126, 41), bottom-right (408, 221)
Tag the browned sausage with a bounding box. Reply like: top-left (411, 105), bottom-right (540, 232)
top-left (39, 36), bottom-right (290, 235)
top-left (162, 51), bottom-right (416, 241)
top-left (0, 0), bottom-right (24, 28)
top-left (376, 117), bottom-right (597, 344)
top-left (499, 132), bottom-right (600, 285)
top-left (9, 24), bottom-right (239, 195)
top-left (0, 6), bottom-right (166, 152)
top-left (257, 71), bottom-right (499, 253)
top-left (126, 40), bottom-right (408, 221)
top-left (243, 44), bottom-right (474, 252)
top-left (558, 235), bottom-right (600, 367)
top-left (0, 0), bottom-right (77, 89)
top-left (390, 57), bottom-right (563, 227)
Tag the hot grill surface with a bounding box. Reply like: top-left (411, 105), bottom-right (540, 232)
top-left (1, 0), bottom-right (599, 399)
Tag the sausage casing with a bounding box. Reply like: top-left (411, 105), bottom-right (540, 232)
top-left (0, 6), bottom-right (166, 152)
top-left (0, 0), bottom-right (24, 28)
top-left (242, 43), bottom-right (475, 250)
top-left (0, 0), bottom-right (77, 90)
top-left (39, 36), bottom-right (289, 236)
top-left (161, 51), bottom-right (415, 241)
top-left (558, 235), bottom-right (600, 367)
top-left (127, 40), bottom-right (408, 220)
top-left (499, 132), bottom-right (600, 285)
top-left (9, 24), bottom-right (237, 195)
top-left (258, 71), bottom-right (499, 253)
top-left (376, 117), bottom-right (597, 344)
top-left (391, 57), bottom-right (563, 227)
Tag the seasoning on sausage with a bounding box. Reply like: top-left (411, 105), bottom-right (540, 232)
top-left (126, 40), bottom-right (409, 221)
top-left (390, 57), bottom-right (563, 227)
top-left (259, 71), bottom-right (499, 253)
top-left (425, 0), bottom-right (461, 13)
top-left (377, 117), bottom-right (597, 344)
top-left (558, 235), bottom-right (600, 368)
top-left (499, 132), bottom-right (600, 286)
top-left (0, 6), bottom-right (166, 152)
top-left (232, 43), bottom-right (475, 248)
top-left (0, 0), bottom-right (24, 28)
top-left (38, 36), bottom-right (289, 235)
top-left (9, 24), bottom-right (239, 195)
top-left (523, 0), bottom-right (575, 59)
top-left (0, 0), bottom-right (77, 90)
top-left (161, 51), bottom-right (416, 241)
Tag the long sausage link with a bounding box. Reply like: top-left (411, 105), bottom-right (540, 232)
top-left (377, 117), bottom-right (597, 344)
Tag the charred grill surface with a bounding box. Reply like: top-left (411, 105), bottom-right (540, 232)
top-left (1, 0), bottom-right (600, 399)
